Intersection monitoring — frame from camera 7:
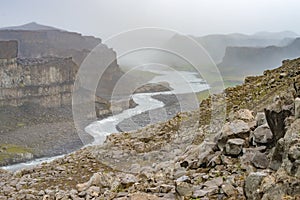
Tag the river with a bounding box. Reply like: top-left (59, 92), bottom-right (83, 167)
top-left (1, 68), bottom-right (209, 172)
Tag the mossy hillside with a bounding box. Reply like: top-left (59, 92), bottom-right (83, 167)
top-left (0, 144), bottom-right (32, 164)
top-left (199, 58), bottom-right (300, 126)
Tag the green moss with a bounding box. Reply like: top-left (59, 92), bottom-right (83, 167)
top-left (16, 122), bottom-right (25, 127)
top-left (0, 144), bottom-right (32, 163)
top-left (4, 144), bottom-right (30, 154)
top-left (0, 154), bottom-right (9, 162)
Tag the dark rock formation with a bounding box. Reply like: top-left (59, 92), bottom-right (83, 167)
top-left (264, 99), bottom-right (292, 146)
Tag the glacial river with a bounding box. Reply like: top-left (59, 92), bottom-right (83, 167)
top-left (1, 68), bottom-right (209, 172)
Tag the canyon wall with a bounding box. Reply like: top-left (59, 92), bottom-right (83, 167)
top-left (0, 41), bottom-right (78, 107)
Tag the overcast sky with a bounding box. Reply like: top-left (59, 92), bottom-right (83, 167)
top-left (0, 0), bottom-right (299, 39)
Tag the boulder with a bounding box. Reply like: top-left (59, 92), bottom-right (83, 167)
top-left (129, 192), bottom-right (160, 200)
top-left (244, 172), bottom-right (267, 200)
top-left (295, 97), bottom-right (300, 119)
top-left (269, 138), bottom-right (285, 171)
top-left (175, 181), bottom-right (193, 197)
top-left (264, 101), bottom-right (291, 145)
top-left (229, 109), bottom-right (254, 122)
top-left (251, 152), bottom-right (269, 169)
top-left (177, 141), bottom-right (216, 169)
top-left (216, 120), bottom-right (250, 150)
top-left (224, 138), bottom-right (245, 156)
top-left (221, 183), bottom-right (237, 196)
top-left (192, 186), bottom-right (219, 198)
top-left (281, 119), bottom-right (300, 177)
top-left (255, 112), bottom-right (267, 127)
top-left (203, 177), bottom-right (223, 188)
top-left (252, 124), bottom-right (273, 145)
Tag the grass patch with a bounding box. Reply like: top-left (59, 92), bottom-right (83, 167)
top-left (0, 144), bottom-right (32, 163)
top-left (3, 144), bottom-right (31, 154)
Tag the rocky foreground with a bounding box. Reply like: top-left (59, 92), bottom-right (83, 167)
top-left (1, 58), bottom-right (300, 199)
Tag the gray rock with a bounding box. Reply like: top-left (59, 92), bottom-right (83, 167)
top-left (120, 174), bottom-right (137, 187)
top-left (244, 172), bottom-right (267, 200)
top-left (192, 189), bottom-right (210, 198)
top-left (216, 120), bottom-right (250, 150)
top-left (269, 138), bottom-right (285, 170)
top-left (175, 181), bottom-right (193, 197)
top-left (295, 97), bottom-right (300, 119)
top-left (253, 124), bottom-right (273, 144)
top-left (159, 184), bottom-right (174, 193)
top-left (229, 109), bottom-right (254, 122)
top-left (256, 112), bottom-right (267, 127)
top-left (251, 152), bottom-right (269, 169)
top-left (204, 177), bottom-right (223, 188)
top-left (264, 101), bottom-right (292, 145)
top-left (221, 183), bottom-right (236, 196)
top-left (176, 175), bottom-right (190, 183)
top-left (224, 138), bottom-right (245, 156)
top-left (86, 186), bottom-right (100, 197)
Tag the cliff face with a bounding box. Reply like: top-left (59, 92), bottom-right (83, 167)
top-left (219, 38), bottom-right (300, 79)
top-left (192, 32), bottom-right (297, 63)
top-left (0, 56), bottom-right (78, 107)
top-left (0, 25), bottom-right (125, 101)
top-left (0, 29), bottom-right (100, 65)
top-left (0, 40), bottom-right (18, 59)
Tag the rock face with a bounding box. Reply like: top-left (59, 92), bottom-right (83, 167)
top-left (0, 56), bottom-right (78, 107)
top-left (0, 28), bottom-right (100, 65)
top-left (0, 40), bottom-right (18, 59)
top-left (0, 25), bottom-right (124, 102)
top-left (219, 37), bottom-right (300, 79)
top-left (295, 97), bottom-right (300, 118)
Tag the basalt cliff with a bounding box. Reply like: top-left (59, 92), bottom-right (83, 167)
top-left (0, 34), bottom-right (125, 166)
top-left (1, 56), bottom-right (300, 199)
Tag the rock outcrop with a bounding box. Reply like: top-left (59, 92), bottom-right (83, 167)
top-left (0, 40), bottom-right (18, 59)
top-left (0, 55), bottom-right (78, 107)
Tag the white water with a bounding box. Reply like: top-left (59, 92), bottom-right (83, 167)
top-left (1, 69), bottom-right (209, 172)
top-left (85, 92), bottom-right (165, 145)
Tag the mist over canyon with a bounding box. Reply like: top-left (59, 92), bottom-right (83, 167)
top-left (0, 20), bottom-right (300, 199)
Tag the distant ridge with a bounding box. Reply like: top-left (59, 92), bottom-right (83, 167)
top-left (0, 22), bottom-right (61, 31)
top-left (253, 31), bottom-right (299, 39)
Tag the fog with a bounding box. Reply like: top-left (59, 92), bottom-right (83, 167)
top-left (0, 0), bottom-right (299, 39)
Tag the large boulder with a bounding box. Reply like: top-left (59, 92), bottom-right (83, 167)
top-left (264, 97), bottom-right (292, 146)
top-left (282, 119), bottom-right (300, 178)
top-left (251, 152), bottom-right (269, 169)
top-left (216, 120), bottom-right (251, 150)
top-left (244, 172), bottom-right (267, 200)
top-left (252, 124), bottom-right (273, 145)
top-left (255, 112), bottom-right (267, 127)
top-left (229, 109), bottom-right (254, 122)
top-left (224, 138), bottom-right (245, 156)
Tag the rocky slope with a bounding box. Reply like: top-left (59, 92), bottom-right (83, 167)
top-left (1, 57), bottom-right (300, 199)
